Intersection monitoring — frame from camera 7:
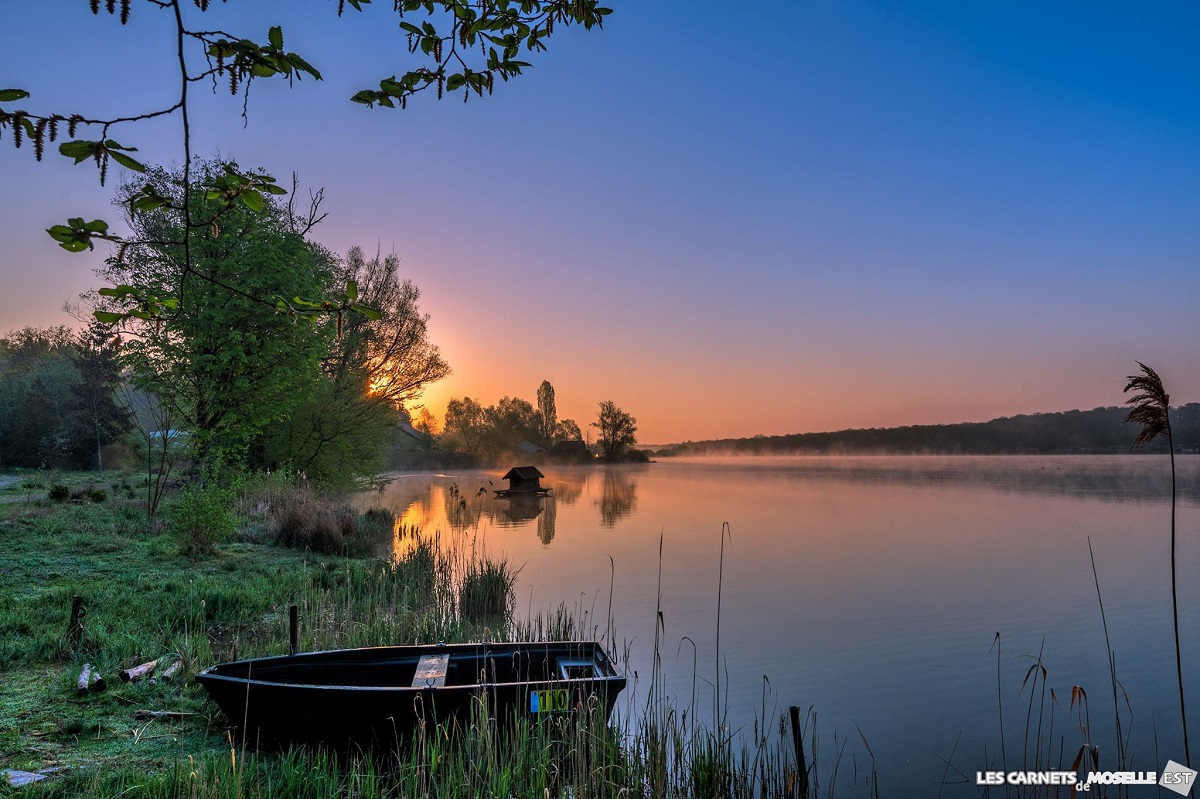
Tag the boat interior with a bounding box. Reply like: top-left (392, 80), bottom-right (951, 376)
top-left (206, 644), bottom-right (616, 689)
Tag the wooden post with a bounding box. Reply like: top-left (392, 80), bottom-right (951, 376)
top-left (289, 605), bottom-right (299, 656)
top-left (66, 595), bottom-right (86, 649)
top-left (789, 705), bottom-right (809, 799)
top-left (76, 663), bottom-right (93, 696)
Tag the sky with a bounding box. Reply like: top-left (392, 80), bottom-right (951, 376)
top-left (1, 1), bottom-right (1197, 444)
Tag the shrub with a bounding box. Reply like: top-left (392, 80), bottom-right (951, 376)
top-left (267, 483), bottom-right (395, 557)
top-left (170, 484), bottom-right (239, 554)
top-left (458, 558), bottom-right (517, 622)
top-left (48, 484), bottom-right (70, 503)
top-left (358, 506), bottom-right (395, 538)
top-left (87, 489), bottom-right (107, 503)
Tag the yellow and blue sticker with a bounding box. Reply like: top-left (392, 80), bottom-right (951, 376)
top-left (530, 688), bottom-right (569, 714)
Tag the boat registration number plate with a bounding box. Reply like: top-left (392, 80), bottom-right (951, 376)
top-left (530, 688), bottom-right (569, 714)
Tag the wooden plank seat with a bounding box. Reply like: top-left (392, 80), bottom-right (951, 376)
top-left (412, 653), bottom-right (448, 688)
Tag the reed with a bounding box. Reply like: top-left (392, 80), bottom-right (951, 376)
top-left (1123, 361), bottom-right (1188, 767)
top-left (1088, 535), bottom-right (1130, 770)
top-left (992, 632), bottom-right (1008, 780)
top-left (458, 558), bottom-right (518, 622)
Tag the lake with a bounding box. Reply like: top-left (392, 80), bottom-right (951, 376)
top-left (362, 455), bottom-right (1200, 795)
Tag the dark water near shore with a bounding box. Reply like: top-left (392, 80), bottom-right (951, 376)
top-left (362, 455), bottom-right (1200, 795)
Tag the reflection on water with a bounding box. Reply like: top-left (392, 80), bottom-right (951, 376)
top-left (597, 468), bottom-right (638, 527)
top-left (667, 453), bottom-right (1200, 505)
top-left (361, 456), bottom-right (1200, 795)
top-left (372, 469), bottom-right (620, 549)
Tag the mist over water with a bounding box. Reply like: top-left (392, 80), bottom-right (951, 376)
top-left (363, 455), bottom-right (1200, 795)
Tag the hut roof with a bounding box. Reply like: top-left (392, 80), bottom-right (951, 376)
top-left (502, 466), bottom-right (544, 481)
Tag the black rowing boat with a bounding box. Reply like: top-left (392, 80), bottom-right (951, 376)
top-left (195, 640), bottom-right (625, 744)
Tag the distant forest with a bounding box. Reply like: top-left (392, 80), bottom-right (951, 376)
top-left (662, 405), bottom-right (1200, 456)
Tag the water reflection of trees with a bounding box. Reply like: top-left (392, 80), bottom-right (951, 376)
top-left (442, 481), bottom-right (491, 531)
top-left (549, 472), bottom-right (585, 506)
top-left (596, 469), bottom-right (638, 528)
top-left (536, 497), bottom-right (556, 545)
top-left (399, 468), bottom-right (645, 545)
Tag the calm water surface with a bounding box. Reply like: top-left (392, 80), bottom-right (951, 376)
top-left (363, 455), bottom-right (1200, 795)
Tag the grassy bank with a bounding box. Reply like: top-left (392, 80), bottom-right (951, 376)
top-left (0, 470), bottom-right (803, 797)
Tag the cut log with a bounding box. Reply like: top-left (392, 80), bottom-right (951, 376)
top-left (76, 663), bottom-right (93, 696)
top-left (92, 673), bottom-right (107, 692)
top-left (159, 660), bottom-right (183, 682)
top-left (120, 659), bottom-right (159, 682)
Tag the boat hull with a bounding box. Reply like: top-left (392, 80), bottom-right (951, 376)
top-left (195, 641), bottom-right (625, 745)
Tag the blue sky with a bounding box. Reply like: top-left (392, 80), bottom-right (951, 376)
top-left (2, 1), bottom-right (1197, 442)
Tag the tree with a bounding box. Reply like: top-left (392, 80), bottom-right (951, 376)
top-left (554, 418), bottom-right (582, 442)
top-left (0, 327), bottom-right (81, 468)
top-left (332, 247), bottom-right (450, 412)
top-left (414, 407), bottom-right (441, 437)
top-left (101, 160), bottom-right (335, 468)
top-left (0, 1), bottom-right (613, 322)
top-left (485, 396), bottom-right (540, 452)
top-left (1124, 362), bottom-right (1188, 767)
top-left (444, 396), bottom-right (488, 456)
top-left (591, 400), bottom-right (636, 461)
top-left (537, 380), bottom-right (557, 441)
top-left (66, 321), bottom-right (132, 470)
top-left (260, 246), bottom-right (450, 483)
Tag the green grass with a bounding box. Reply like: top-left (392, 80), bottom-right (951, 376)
top-left (0, 469), bottom-right (803, 798)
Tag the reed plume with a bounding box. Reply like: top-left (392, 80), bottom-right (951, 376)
top-left (1124, 361), bottom-right (1187, 766)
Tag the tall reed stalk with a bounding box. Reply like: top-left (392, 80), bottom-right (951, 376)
top-left (1088, 536), bottom-right (1129, 769)
top-left (1123, 361), bottom-right (1188, 767)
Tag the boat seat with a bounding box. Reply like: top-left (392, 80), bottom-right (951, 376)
top-left (558, 658), bottom-right (599, 680)
top-left (412, 654), bottom-right (449, 688)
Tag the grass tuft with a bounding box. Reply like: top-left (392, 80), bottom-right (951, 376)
top-left (458, 558), bottom-right (517, 622)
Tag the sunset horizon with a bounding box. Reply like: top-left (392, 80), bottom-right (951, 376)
top-left (3, 1), bottom-right (1196, 445)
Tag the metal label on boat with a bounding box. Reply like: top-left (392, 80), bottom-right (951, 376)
top-left (530, 688), bottom-right (569, 714)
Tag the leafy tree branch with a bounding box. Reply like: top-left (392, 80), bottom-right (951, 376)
top-left (1, 0), bottom-right (612, 324)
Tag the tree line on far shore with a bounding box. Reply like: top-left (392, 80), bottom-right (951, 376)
top-left (0, 162), bottom-right (643, 481)
top-left (415, 387), bottom-right (642, 465)
top-left (662, 404), bottom-right (1200, 457)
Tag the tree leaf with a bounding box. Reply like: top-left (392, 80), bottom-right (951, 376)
top-left (286, 53), bottom-right (322, 81)
top-left (0, 89), bottom-right (30, 102)
top-left (46, 224), bottom-right (91, 252)
top-left (240, 189), bottom-right (264, 213)
top-left (92, 311), bottom-right (126, 324)
top-left (58, 140), bottom-right (97, 163)
top-left (109, 150), bottom-right (146, 172)
top-left (350, 302), bottom-right (382, 321)
top-left (268, 25), bottom-right (283, 50)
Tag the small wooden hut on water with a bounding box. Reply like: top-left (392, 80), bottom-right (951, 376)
top-left (494, 466), bottom-right (551, 497)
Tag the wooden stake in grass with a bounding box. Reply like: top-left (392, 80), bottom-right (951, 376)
top-left (1124, 361), bottom-right (1188, 767)
top-left (789, 706), bottom-right (809, 799)
top-left (65, 595), bottom-right (85, 651)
